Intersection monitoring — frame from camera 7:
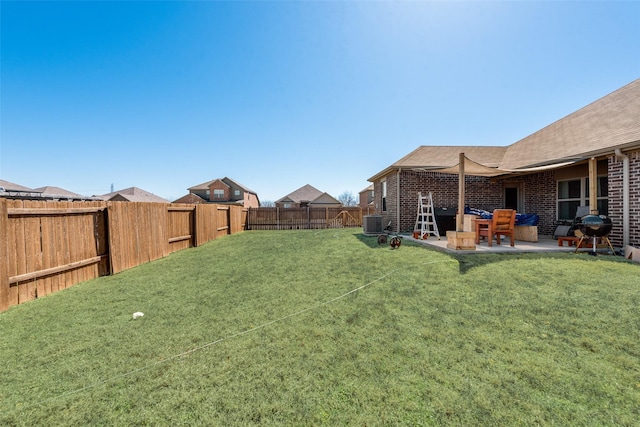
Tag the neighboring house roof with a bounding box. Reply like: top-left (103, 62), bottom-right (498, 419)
top-left (188, 177), bottom-right (258, 195)
top-left (34, 186), bottom-right (86, 199)
top-left (276, 184), bottom-right (324, 204)
top-left (97, 187), bottom-right (169, 203)
top-left (0, 179), bottom-right (40, 193)
top-left (189, 178), bottom-right (230, 191)
top-left (224, 177), bottom-right (258, 195)
top-left (172, 193), bottom-right (207, 204)
top-left (370, 78), bottom-right (640, 180)
top-left (311, 192), bottom-right (342, 205)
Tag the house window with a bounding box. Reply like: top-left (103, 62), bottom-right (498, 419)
top-left (284, 203), bottom-right (291, 209)
top-left (234, 190), bottom-right (241, 196)
top-left (213, 189), bottom-right (225, 199)
top-left (557, 177), bottom-right (608, 220)
top-left (381, 181), bottom-right (387, 212)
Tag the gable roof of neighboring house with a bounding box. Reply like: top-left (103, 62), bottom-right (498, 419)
top-left (97, 187), bottom-right (169, 203)
top-left (34, 186), bottom-right (87, 200)
top-left (172, 193), bottom-right (207, 204)
top-left (370, 78), bottom-right (640, 180)
top-left (310, 192), bottom-right (342, 205)
top-left (189, 178), bottom-right (230, 191)
top-left (188, 177), bottom-right (257, 195)
top-left (276, 184), bottom-right (324, 203)
top-left (0, 179), bottom-right (40, 193)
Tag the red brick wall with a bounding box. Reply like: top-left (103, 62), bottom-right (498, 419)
top-left (494, 171), bottom-right (557, 236)
top-left (373, 153), bottom-right (640, 246)
top-left (373, 169), bottom-right (558, 236)
top-left (608, 151), bottom-right (640, 248)
top-left (208, 181), bottom-right (230, 201)
top-left (242, 192), bottom-right (259, 208)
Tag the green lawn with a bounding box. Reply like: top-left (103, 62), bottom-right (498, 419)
top-left (1, 229), bottom-right (639, 426)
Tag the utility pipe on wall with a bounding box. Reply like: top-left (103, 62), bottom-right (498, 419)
top-left (615, 149), bottom-right (630, 248)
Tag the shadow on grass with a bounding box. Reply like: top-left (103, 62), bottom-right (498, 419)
top-left (452, 251), bottom-right (629, 274)
top-left (353, 231), bottom-right (631, 274)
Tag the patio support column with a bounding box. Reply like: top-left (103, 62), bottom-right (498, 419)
top-left (446, 152), bottom-right (475, 250)
top-left (589, 157), bottom-right (598, 215)
top-left (457, 152), bottom-right (465, 232)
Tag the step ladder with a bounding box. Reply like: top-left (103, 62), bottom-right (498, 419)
top-left (414, 192), bottom-right (440, 240)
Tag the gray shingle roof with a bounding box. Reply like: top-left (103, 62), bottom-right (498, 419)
top-left (97, 187), bottom-right (169, 203)
top-left (276, 184), bottom-right (324, 203)
top-left (500, 78), bottom-right (640, 169)
top-left (370, 78), bottom-right (640, 180)
top-left (34, 186), bottom-right (84, 198)
top-left (0, 180), bottom-right (39, 193)
top-left (188, 177), bottom-right (257, 195)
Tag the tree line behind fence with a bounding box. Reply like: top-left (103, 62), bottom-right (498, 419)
top-left (1, 201), bottom-right (373, 312)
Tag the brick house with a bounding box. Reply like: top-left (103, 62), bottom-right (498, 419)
top-left (368, 78), bottom-right (640, 249)
top-left (359, 184), bottom-right (374, 209)
top-left (275, 184), bottom-right (341, 208)
top-left (182, 177), bottom-right (260, 208)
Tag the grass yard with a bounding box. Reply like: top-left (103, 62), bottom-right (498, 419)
top-left (1, 228), bottom-right (639, 426)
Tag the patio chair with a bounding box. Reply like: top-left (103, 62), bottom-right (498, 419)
top-left (477, 209), bottom-right (516, 247)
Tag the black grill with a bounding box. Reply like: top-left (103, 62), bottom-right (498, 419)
top-left (575, 215), bottom-right (613, 255)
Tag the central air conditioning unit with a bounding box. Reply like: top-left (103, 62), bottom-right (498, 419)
top-left (363, 215), bottom-right (383, 235)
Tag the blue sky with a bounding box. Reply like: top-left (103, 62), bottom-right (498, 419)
top-left (1, 1), bottom-right (639, 203)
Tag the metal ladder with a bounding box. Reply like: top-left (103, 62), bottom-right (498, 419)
top-left (414, 192), bottom-right (440, 239)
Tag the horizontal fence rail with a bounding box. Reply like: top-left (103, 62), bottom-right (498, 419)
top-left (0, 199), bottom-right (247, 312)
top-left (247, 207), bottom-right (373, 230)
top-left (1, 201), bottom-right (368, 312)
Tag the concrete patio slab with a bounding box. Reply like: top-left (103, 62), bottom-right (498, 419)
top-left (401, 233), bottom-right (615, 255)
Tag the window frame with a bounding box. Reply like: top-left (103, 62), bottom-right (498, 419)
top-left (381, 180), bottom-right (387, 212)
top-left (557, 176), bottom-right (608, 221)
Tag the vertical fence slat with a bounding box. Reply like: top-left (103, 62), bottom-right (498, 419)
top-left (4, 199), bottom-right (359, 312)
top-left (39, 201), bottom-right (54, 296)
top-left (0, 199), bottom-right (8, 311)
top-left (20, 201), bottom-right (38, 302)
top-left (246, 207), bottom-right (365, 230)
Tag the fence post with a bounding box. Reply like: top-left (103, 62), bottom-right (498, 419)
top-left (0, 199), bottom-right (9, 311)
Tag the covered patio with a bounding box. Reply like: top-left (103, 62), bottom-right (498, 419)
top-left (404, 233), bottom-right (617, 255)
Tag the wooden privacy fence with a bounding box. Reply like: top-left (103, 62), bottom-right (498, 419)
top-left (0, 199), bottom-right (247, 312)
top-left (247, 206), bottom-right (373, 230)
